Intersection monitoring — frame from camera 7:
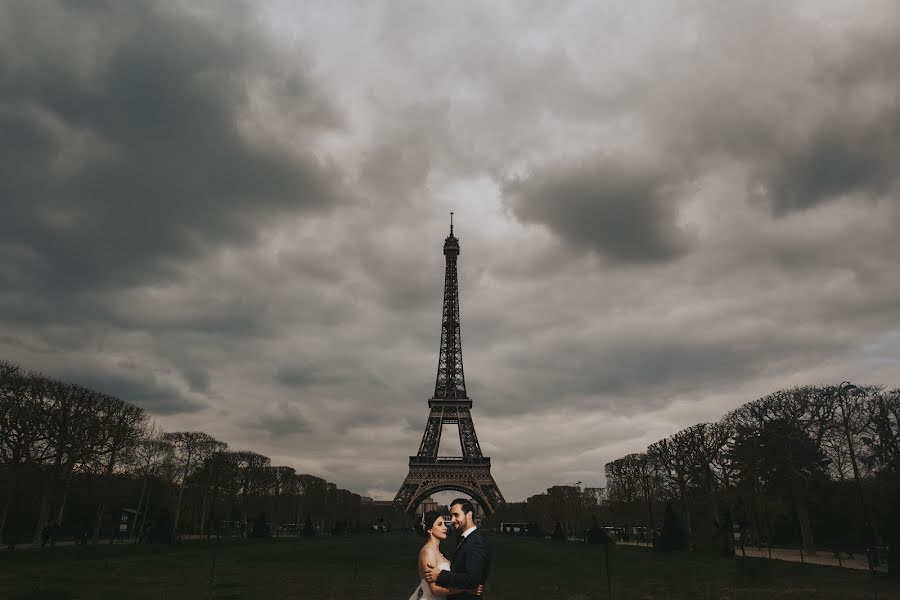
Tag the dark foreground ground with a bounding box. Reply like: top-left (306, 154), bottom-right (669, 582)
top-left (1, 533), bottom-right (897, 599)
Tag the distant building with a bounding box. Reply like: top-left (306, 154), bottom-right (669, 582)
top-left (360, 499), bottom-right (398, 510)
top-left (417, 496), bottom-right (439, 515)
top-left (359, 498), bottom-right (409, 531)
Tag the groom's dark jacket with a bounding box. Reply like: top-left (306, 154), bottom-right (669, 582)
top-left (436, 527), bottom-right (491, 599)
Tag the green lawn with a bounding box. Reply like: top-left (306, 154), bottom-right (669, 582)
top-left (1, 534), bottom-right (896, 599)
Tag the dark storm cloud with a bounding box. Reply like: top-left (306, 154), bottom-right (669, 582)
top-left (0, 284), bottom-right (279, 339)
top-left (738, 32), bottom-right (900, 217)
top-left (0, 1), bottom-right (344, 298)
top-left (569, 3), bottom-right (900, 223)
top-left (503, 158), bottom-right (691, 263)
top-left (3, 1), bottom-right (900, 502)
top-left (759, 107), bottom-right (900, 216)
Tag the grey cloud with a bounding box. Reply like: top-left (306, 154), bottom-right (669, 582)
top-left (276, 363), bottom-right (341, 388)
top-left (760, 111), bottom-right (900, 216)
top-left (248, 403), bottom-right (313, 437)
top-left (583, 3), bottom-right (900, 220)
top-left (0, 281), bottom-right (278, 341)
top-left (181, 365), bottom-right (210, 393)
top-left (503, 158), bottom-right (692, 263)
top-left (522, 336), bottom-right (846, 414)
top-left (359, 125), bottom-right (437, 200)
top-left (276, 363), bottom-right (390, 391)
top-left (333, 403), bottom-right (397, 434)
top-left (0, 1), bottom-right (344, 299)
top-left (53, 364), bottom-right (206, 416)
top-left (3, 2), bottom-right (900, 503)
top-left (365, 247), bottom-right (444, 313)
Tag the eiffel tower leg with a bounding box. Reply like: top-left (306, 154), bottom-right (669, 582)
top-left (417, 408), bottom-right (444, 457)
top-left (457, 409), bottom-right (483, 458)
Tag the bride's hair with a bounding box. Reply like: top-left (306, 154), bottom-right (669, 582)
top-left (415, 510), bottom-right (443, 538)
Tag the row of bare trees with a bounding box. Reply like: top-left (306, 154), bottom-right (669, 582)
top-left (604, 384), bottom-right (900, 555)
top-left (486, 484), bottom-right (604, 537)
top-left (0, 360), bottom-right (362, 546)
top-left (0, 361), bottom-right (147, 545)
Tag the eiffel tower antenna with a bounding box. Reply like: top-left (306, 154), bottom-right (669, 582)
top-left (394, 218), bottom-right (505, 515)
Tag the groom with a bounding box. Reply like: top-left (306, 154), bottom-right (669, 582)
top-left (424, 498), bottom-right (490, 598)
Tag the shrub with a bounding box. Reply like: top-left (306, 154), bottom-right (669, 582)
top-left (656, 502), bottom-right (688, 552)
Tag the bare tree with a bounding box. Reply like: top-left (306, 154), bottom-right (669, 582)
top-left (833, 384), bottom-right (879, 544)
top-left (817, 387), bottom-right (871, 482)
top-left (865, 388), bottom-right (900, 470)
top-left (228, 450), bottom-right (271, 536)
top-left (197, 445), bottom-right (230, 536)
top-left (295, 474), bottom-right (327, 531)
top-left (33, 380), bottom-right (106, 546)
top-left (126, 424), bottom-right (173, 540)
top-left (163, 431), bottom-right (222, 537)
top-left (267, 466), bottom-right (296, 535)
top-left (604, 457), bottom-right (637, 504)
top-left (605, 453), bottom-right (661, 536)
top-left (729, 388), bottom-right (831, 555)
top-left (0, 362), bottom-right (49, 543)
top-left (648, 435), bottom-right (693, 543)
top-left (823, 423), bottom-right (854, 481)
top-left (679, 422), bottom-right (734, 556)
top-left (90, 395), bottom-right (147, 543)
top-left (633, 452), bottom-right (663, 535)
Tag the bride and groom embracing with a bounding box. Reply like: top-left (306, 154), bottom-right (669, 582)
top-left (409, 498), bottom-right (490, 599)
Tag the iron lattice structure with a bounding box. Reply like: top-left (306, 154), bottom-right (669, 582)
top-left (434, 220), bottom-right (466, 400)
top-left (394, 218), bottom-right (505, 515)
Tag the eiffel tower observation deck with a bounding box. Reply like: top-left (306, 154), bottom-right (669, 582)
top-left (394, 215), bottom-right (505, 514)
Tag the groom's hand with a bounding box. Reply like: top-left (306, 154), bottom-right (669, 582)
top-left (423, 562), bottom-right (440, 583)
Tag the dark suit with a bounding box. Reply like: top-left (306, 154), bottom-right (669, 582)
top-left (436, 527), bottom-right (491, 599)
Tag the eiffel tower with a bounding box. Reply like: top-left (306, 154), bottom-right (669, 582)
top-left (394, 215), bottom-right (505, 515)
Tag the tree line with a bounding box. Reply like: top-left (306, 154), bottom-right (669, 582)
top-left (603, 384), bottom-right (900, 557)
top-left (485, 484), bottom-right (604, 539)
top-left (0, 360), bottom-right (365, 547)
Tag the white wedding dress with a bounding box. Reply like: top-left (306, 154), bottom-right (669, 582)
top-left (408, 561), bottom-right (450, 600)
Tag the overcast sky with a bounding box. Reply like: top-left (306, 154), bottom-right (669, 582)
top-left (2, 1), bottom-right (900, 502)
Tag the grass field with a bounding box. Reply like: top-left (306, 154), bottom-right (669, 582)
top-left (1, 533), bottom-right (897, 599)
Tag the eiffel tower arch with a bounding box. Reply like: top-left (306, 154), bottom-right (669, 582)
top-left (394, 215), bottom-right (505, 515)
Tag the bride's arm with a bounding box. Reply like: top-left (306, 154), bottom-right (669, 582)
top-left (418, 551), bottom-right (481, 596)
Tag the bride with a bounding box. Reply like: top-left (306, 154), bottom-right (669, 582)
top-left (409, 510), bottom-right (483, 599)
